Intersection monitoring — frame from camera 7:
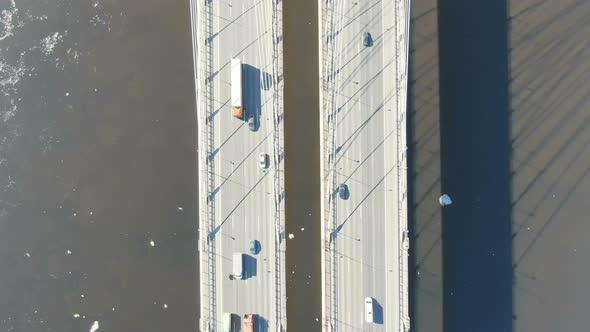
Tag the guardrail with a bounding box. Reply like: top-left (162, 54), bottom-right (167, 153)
top-left (320, 0), bottom-right (342, 330)
top-left (192, 0), bottom-right (286, 330)
top-left (394, 0), bottom-right (411, 330)
top-left (270, 0), bottom-right (287, 330)
top-left (191, 0), bottom-right (216, 330)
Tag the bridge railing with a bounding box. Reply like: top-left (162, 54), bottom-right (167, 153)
top-left (394, 0), bottom-right (412, 331)
top-left (319, 0), bottom-right (343, 330)
top-left (191, 0), bottom-right (216, 330)
top-left (271, 0), bottom-right (287, 330)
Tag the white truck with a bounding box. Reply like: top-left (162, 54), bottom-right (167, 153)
top-left (230, 58), bottom-right (243, 119)
top-left (365, 297), bottom-right (374, 323)
top-left (232, 252), bottom-right (244, 280)
top-left (222, 312), bottom-right (233, 332)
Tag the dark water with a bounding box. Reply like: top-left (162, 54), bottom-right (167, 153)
top-left (407, 0), bottom-right (444, 330)
top-left (283, 0), bottom-right (323, 331)
top-left (411, 1), bottom-right (590, 331)
top-left (7, 0), bottom-right (587, 331)
top-left (0, 1), bottom-right (198, 331)
top-left (438, 1), bottom-right (513, 331)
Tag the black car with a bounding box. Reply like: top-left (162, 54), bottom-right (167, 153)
top-left (363, 32), bottom-right (373, 47)
top-left (249, 240), bottom-right (260, 255)
top-left (338, 183), bottom-right (349, 199)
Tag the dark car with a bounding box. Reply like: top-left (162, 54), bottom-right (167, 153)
top-left (249, 240), bottom-right (260, 255)
top-left (338, 183), bottom-right (349, 199)
top-left (248, 115), bottom-right (257, 131)
top-left (363, 32), bottom-right (373, 47)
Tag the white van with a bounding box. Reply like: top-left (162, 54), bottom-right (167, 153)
top-left (222, 312), bottom-right (233, 332)
top-left (233, 252), bottom-right (244, 280)
top-left (364, 297), bottom-right (374, 323)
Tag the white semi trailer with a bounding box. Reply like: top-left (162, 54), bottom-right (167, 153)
top-left (230, 58), bottom-right (243, 118)
top-left (232, 252), bottom-right (243, 280)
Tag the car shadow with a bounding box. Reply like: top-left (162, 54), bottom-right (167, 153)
top-left (231, 313), bottom-right (241, 331)
top-left (253, 240), bottom-right (261, 255)
top-left (256, 315), bottom-right (269, 332)
top-left (243, 64), bottom-right (271, 131)
top-left (373, 298), bottom-right (384, 324)
top-left (244, 254), bottom-right (257, 279)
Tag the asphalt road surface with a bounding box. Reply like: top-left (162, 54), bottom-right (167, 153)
top-left (324, 0), bottom-right (402, 330)
top-left (203, 0), bottom-right (284, 330)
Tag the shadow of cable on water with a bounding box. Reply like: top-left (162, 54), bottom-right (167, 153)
top-left (410, 2), bottom-right (590, 330)
top-left (508, 0), bottom-right (590, 331)
top-left (438, 1), bottom-right (512, 331)
top-left (406, 5), bottom-right (447, 319)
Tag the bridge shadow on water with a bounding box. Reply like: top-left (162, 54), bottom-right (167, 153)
top-left (437, 1), bottom-right (512, 331)
top-left (410, 1), bottom-right (590, 331)
top-left (407, 0), bottom-right (445, 329)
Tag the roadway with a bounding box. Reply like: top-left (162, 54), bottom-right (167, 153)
top-left (320, 0), bottom-right (409, 331)
top-left (192, 0), bottom-right (286, 331)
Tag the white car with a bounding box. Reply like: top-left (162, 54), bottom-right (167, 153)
top-left (259, 153), bottom-right (269, 170)
top-left (365, 297), bottom-right (374, 323)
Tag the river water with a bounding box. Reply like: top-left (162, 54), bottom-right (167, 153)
top-left (3, 0), bottom-right (408, 331)
top-left (283, 0), bottom-right (322, 331)
top-left (410, 0), bottom-right (590, 331)
top-left (438, 1), bottom-right (513, 331)
top-left (4, 0), bottom-right (588, 331)
top-left (407, 0), bottom-right (444, 330)
top-left (0, 0), bottom-right (198, 331)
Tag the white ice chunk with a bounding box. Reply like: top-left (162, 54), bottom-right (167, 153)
top-left (439, 194), bottom-right (453, 206)
top-left (89, 321), bottom-right (99, 332)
